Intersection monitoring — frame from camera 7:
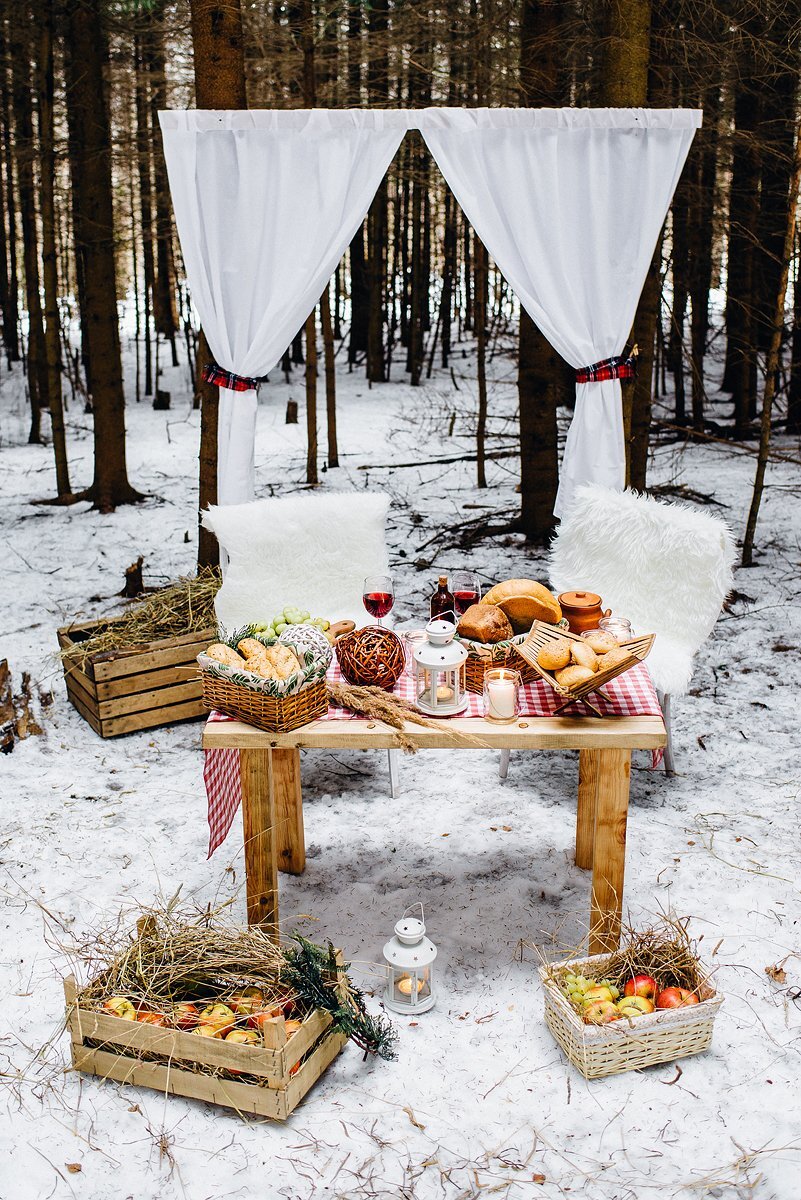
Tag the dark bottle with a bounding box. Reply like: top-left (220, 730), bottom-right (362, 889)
top-left (430, 575), bottom-right (456, 623)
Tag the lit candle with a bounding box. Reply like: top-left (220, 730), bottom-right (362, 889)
top-left (396, 975), bottom-right (423, 997)
top-left (487, 677), bottom-right (516, 720)
top-left (436, 684), bottom-right (455, 702)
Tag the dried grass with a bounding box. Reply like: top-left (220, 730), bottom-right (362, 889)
top-left (60, 567), bottom-right (220, 666)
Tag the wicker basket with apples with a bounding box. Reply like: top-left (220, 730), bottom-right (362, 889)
top-left (538, 919), bottom-right (722, 1079)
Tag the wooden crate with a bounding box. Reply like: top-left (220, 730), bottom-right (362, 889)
top-left (57, 619), bottom-right (215, 737)
top-left (64, 976), bottom-right (347, 1120)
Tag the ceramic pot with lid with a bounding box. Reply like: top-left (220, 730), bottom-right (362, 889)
top-left (558, 591), bottom-right (610, 634)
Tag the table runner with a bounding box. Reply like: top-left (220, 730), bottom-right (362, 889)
top-left (204, 661), bottom-right (663, 856)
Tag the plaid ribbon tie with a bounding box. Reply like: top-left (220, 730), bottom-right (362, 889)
top-left (575, 347), bottom-right (638, 385)
top-left (202, 362), bottom-right (267, 392)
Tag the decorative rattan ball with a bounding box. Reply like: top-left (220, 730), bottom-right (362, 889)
top-left (335, 626), bottom-right (405, 690)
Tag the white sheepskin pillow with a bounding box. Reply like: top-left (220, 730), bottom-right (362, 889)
top-left (203, 491), bottom-right (391, 631)
top-left (549, 485), bottom-right (736, 695)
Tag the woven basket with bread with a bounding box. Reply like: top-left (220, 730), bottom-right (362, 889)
top-left (198, 625), bottom-right (332, 731)
top-left (455, 580), bottom-right (562, 692)
top-left (516, 621), bottom-right (655, 716)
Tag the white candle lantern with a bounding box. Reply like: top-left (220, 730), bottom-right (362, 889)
top-left (383, 906), bottom-right (437, 1014)
top-left (412, 618), bottom-right (468, 716)
top-left (483, 667), bottom-right (521, 724)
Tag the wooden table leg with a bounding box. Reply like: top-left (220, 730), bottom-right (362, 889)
top-left (240, 749), bottom-right (278, 936)
top-left (589, 748), bottom-right (631, 955)
top-left (576, 749), bottom-right (600, 869)
top-left (271, 749), bottom-right (305, 875)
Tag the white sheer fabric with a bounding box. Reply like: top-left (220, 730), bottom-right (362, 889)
top-left (420, 108), bottom-right (701, 514)
top-left (159, 110), bottom-right (409, 504)
top-left (160, 107), bottom-right (700, 511)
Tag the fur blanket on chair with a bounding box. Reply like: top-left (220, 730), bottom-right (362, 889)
top-left (549, 486), bottom-right (736, 696)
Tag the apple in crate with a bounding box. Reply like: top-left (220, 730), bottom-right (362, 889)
top-left (623, 975), bottom-right (658, 1001)
top-left (616, 995), bottom-right (655, 1017)
top-left (582, 985), bottom-right (614, 1006)
top-left (230, 988), bottom-right (264, 1016)
top-left (656, 987), bottom-right (700, 1009)
top-left (136, 1010), bottom-right (168, 1026)
top-left (583, 1000), bottom-right (621, 1025)
top-left (199, 1003), bottom-right (236, 1034)
top-left (104, 996), bottom-right (136, 1021)
top-left (193, 1024), bottom-right (223, 1038)
top-left (172, 1002), bottom-right (199, 1030)
top-left (225, 1029), bottom-right (259, 1045)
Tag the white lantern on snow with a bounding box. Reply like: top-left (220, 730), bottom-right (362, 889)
top-left (412, 618), bottom-right (468, 716)
top-left (382, 906), bottom-right (438, 1015)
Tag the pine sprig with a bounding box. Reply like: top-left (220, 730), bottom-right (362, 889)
top-left (282, 935), bottom-right (398, 1061)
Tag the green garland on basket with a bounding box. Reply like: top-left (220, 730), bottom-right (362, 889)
top-left (282, 935), bottom-right (398, 1061)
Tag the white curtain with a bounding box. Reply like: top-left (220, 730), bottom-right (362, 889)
top-left (159, 110), bottom-right (410, 505)
top-left (420, 108), bottom-right (701, 514)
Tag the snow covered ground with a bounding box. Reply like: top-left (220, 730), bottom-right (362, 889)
top-left (1, 332), bottom-right (800, 1200)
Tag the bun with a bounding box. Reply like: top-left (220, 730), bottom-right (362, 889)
top-left (264, 644), bottom-right (302, 680)
top-left (555, 665), bottom-right (595, 688)
top-left (237, 637), bottom-right (268, 660)
top-left (537, 639), bottom-right (571, 671)
top-left (482, 579), bottom-right (562, 634)
top-left (582, 630), bottom-right (619, 655)
top-left (570, 641), bottom-right (599, 672)
top-left (600, 646), bottom-right (633, 671)
top-left (206, 643), bottom-right (245, 668)
top-left (457, 603), bottom-right (513, 644)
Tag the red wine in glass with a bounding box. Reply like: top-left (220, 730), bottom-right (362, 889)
top-left (363, 575), bottom-right (394, 626)
top-left (452, 572), bottom-right (481, 617)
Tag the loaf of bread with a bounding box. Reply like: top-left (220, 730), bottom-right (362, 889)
top-left (264, 643), bottom-right (302, 680)
top-left (456, 603), bottom-right (513, 644)
top-left (582, 630), bottom-right (619, 655)
top-left (237, 637), bottom-right (268, 660)
top-left (206, 643), bottom-right (245, 668)
top-left (601, 646), bottom-right (633, 671)
top-left (537, 639), bottom-right (571, 671)
top-left (482, 579), bottom-right (562, 634)
top-left (555, 664), bottom-right (595, 688)
top-left (570, 641), bottom-right (599, 672)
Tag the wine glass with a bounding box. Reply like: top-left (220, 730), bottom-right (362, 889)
top-left (362, 574), bottom-right (394, 626)
top-left (451, 571), bottom-right (481, 617)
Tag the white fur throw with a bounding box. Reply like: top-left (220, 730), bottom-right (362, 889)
top-left (202, 491), bottom-right (390, 631)
top-left (549, 486), bottom-right (735, 696)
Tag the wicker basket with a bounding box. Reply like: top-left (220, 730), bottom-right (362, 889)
top-left (516, 621), bottom-right (655, 715)
top-left (539, 954), bottom-right (722, 1079)
top-left (460, 639), bottom-right (538, 694)
top-left (202, 672), bottom-right (328, 732)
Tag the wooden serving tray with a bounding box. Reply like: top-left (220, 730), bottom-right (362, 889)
top-left (515, 621), bottom-right (655, 716)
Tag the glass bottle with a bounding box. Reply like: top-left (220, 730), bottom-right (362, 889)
top-left (430, 575), bottom-right (455, 623)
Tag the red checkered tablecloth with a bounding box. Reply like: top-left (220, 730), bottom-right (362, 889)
top-left (203, 661), bottom-right (664, 856)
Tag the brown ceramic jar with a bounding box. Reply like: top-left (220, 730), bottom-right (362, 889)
top-left (558, 591), bottom-right (610, 634)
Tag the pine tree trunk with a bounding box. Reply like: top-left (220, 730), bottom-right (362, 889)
top-left (305, 310), bottom-right (318, 485)
top-left (788, 229), bottom-right (801, 434)
top-left (188, 0), bottom-right (247, 567)
top-left (347, 3), bottom-right (368, 364)
top-left (517, 0), bottom-right (564, 541)
top-left (669, 174), bottom-right (689, 425)
top-left (320, 283), bottom-right (338, 467)
top-left (64, 0), bottom-right (141, 511)
top-left (10, 4), bottom-right (49, 443)
top-left (0, 18), bottom-right (20, 362)
top-left (37, 4), bottom-right (72, 498)
top-left (689, 83), bottom-right (720, 433)
top-left (148, 1), bottom-right (179, 366)
top-left (475, 240), bottom-right (488, 488)
top-left (134, 34), bottom-right (155, 398)
top-left (366, 0), bottom-right (388, 383)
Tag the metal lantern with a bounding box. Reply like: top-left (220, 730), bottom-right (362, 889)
top-left (412, 618), bottom-right (468, 716)
top-left (383, 906), bottom-right (438, 1015)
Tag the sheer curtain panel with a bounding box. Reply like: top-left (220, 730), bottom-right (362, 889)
top-left (420, 108), bottom-right (701, 514)
top-left (158, 110), bottom-right (410, 505)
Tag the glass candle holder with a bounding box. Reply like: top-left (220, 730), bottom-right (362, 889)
top-left (598, 616), bottom-right (634, 643)
top-left (403, 629), bottom-right (427, 669)
top-left (483, 667), bottom-right (520, 724)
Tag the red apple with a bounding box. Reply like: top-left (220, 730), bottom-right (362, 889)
top-left (284, 1019), bottom-right (303, 1038)
top-left (104, 996), bottom-right (136, 1021)
top-left (623, 975), bottom-right (658, 1001)
top-left (616, 995), bottom-right (655, 1017)
top-left (584, 1000), bottom-right (621, 1025)
top-left (229, 988), bottom-right (264, 1016)
top-left (136, 1010), bottom-right (168, 1026)
top-left (171, 1002), bottom-right (199, 1030)
top-left (656, 987), bottom-right (700, 1009)
top-left (249, 1006), bottom-right (285, 1032)
top-left (582, 985), bottom-right (614, 1006)
top-left (199, 1003), bottom-right (236, 1034)
top-left (193, 1023), bottom-right (222, 1038)
top-left (225, 1028), bottom-right (259, 1045)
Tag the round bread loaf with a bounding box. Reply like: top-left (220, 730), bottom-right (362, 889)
top-left (601, 646), bottom-right (632, 671)
top-left (570, 641), bottom-right (599, 672)
top-left (456, 603), bottom-right (513, 644)
top-left (582, 630), bottom-right (619, 655)
top-left (554, 664), bottom-right (595, 689)
top-left (537, 639), bottom-right (571, 671)
top-left (482, 579), bottom-right (562, 634)
top-left (206, 643), bottom-right (245, 668)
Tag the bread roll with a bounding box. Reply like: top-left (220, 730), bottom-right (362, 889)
top-left (206, 643), bottom-right (245, 668)
top-left (582, 630), bottom-right (619, 655)
top-left (555, 664), bottom-right (595, 689)
top-left (457, 603), bottom-right (513, 644)
top-left (237, 637), bottom-right (268, 660)
top-left (537, 639), bottom-right (571, 671)
top-left (482, 579), bottom-right (562, 634)
top-left (264, 644), bottom-right (302, 680)
top-left (570, 641), bottom-right (599, 672)
top-left (244, 656), bottom-right (280, 680)
top-left (601, 646), bottom-right (633, 671)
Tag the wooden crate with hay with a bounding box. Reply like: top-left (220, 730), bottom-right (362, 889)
top-left (57, 571), bottom-right (218, 737)
top-left (63, 912), bottom-right (396, 1119)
